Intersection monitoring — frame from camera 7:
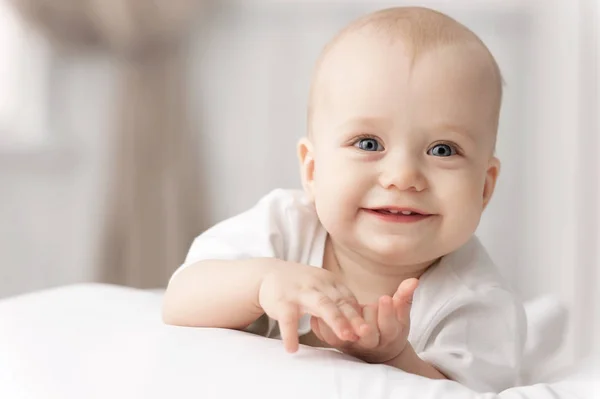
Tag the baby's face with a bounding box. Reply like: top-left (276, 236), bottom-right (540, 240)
top-left (301, 33), bottom-right (500, 267)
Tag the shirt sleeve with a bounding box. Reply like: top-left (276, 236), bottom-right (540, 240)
top-left (417, 286), bottom-right (527, 393)
top-left (171, 190), bottom-right (293, 281)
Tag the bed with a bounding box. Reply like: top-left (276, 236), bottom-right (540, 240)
top-left (0, 284), bottom-right (597, 398)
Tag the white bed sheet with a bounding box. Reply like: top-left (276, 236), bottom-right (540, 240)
top-left (0, 284), bottom-right (597, 399)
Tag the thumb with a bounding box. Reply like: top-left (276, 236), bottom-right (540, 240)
top-left (392, 278), bottom-right (418, 322)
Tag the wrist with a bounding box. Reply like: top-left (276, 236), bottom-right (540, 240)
top-left (384, 343), bottom-right (417, 369)
top-left (254, 257), bottom-right (282, 311)
top-left (384, 344), bottom-right (447, 380)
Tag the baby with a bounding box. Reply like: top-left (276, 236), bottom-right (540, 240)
top-left (163, 6), bottom-right (526, 393)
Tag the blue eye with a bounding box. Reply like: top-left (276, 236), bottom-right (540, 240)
top-left (355, 138), bottom-right (384, 152)
top-left (428, 143), bottom-right (456, 157)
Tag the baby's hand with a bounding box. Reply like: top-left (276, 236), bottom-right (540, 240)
top-left (258, 262), bottom-right (370, 353)
top-left (310, 278), bottom-right (418, 364)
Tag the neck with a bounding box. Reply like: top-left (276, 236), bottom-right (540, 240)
top-left (323, 235), bottom-right (435, 304)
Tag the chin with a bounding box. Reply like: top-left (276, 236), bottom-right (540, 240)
top-left (365, 238), bottom-right (433, 265)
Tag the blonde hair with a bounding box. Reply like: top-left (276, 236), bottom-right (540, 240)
top-left (307, 7), bottom-right (504, 135)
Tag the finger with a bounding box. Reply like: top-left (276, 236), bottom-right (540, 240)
top-left (300, 290), bottom-right (357, 341)
top-left (330, 284), bottom-right (369, 337)
top-left (334, 284), bottom-right (361, 311)
top-left (310, 316), bottom-right (324, 341)
top-left (357, 303), bottom-right (379, 348)
top-left (393, 278), bottom-right (419, 322)
top-left (314, 317), bottom-right (347, 348)
top-left (377, 296), bottom-right (398, 342)
top-left (338, 300), bottom-right (370, 338)
top-left (278, 303), bottom-right (300, 353)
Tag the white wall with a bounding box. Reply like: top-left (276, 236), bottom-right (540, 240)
top-left (593, 0), bottom-right (600, 355)
top-left (0, 57), bottom-right (116, 298)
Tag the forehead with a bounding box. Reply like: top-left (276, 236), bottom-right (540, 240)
top-left (313, 34), bottom-right (500, 138)
top-left (409, 45), bottom-right (500, 130)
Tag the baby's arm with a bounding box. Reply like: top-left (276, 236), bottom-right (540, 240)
top-left (163, 257), bottom-right (369, 352)
top-left (162, 258), bottom-right (274, 329)
top-left (384, 344), bottom-right (447, 379)
top-left (162, 190), bottom-right (291, 330)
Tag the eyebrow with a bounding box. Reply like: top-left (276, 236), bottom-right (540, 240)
top-left (336, 117), bottom-right (394, 132)
top-left (435, 123), bottom-right (479, 144)
top-left (335, 117), bottom-right (484, 147)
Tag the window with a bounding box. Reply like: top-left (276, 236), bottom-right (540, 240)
top-left (0, 0), bottom-right (51, 150)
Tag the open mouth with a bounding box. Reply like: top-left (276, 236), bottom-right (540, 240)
top-left (364, 207), bottom-right (432, 222)
top-left (372, 209), bottom-right (423, 216)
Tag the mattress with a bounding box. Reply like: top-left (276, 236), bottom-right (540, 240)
top-left (0, 284), bottom-right (597, 399)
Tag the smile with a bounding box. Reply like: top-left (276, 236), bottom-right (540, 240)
top-left (363, 207), bottom-right (434, 223)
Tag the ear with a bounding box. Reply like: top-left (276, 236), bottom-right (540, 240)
top-left (297, 137), bottom-right (316, 201)
top-left (482, 157), bottom-right (500, 210)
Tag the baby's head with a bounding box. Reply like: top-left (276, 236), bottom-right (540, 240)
top-left (298, 7), bottom-right (502, 267)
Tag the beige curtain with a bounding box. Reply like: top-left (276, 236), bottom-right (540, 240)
top-left (10, 0), bottom-right (207, 288)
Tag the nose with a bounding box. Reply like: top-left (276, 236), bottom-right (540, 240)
top-left (378, 152), bottom-right (427, 192)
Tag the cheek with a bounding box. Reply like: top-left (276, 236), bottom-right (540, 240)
top-left (313, 153), bottom-right (371, 228)
top-left (430, 174), bottom-right (485, 252)
top-left (314, 152), bottom-right (370, 194)
top-left (435, 170), bottom-right (486, 223)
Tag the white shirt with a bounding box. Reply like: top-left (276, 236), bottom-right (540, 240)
top-left (174, 189), bottom-right (527, 393)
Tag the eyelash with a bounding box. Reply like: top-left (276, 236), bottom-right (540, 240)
top-left (349, 136), bottom-right (462, 156)
top-left (428, 141), bottom-right (463, 156)
top-left (350, 134), bottom-right (383, 148)
top-left (351, 133), bottom-right (381, 143)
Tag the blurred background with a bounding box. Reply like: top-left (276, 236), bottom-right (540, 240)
top-left (0, 0), bottom-right (598, 373)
